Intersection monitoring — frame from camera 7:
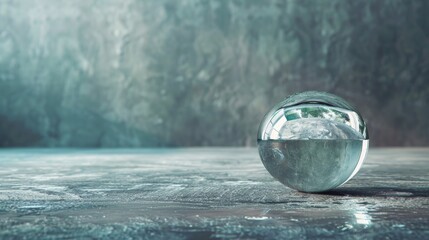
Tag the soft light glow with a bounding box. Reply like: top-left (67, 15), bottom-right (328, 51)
top-left (354, 211), bottom-right (372, 225)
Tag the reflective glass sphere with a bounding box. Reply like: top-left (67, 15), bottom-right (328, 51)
top-left (257, 91), bottom-right (369, 192)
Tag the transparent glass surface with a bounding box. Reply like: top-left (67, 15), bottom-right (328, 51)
top-left (257, 91), bottom-right (369, 192)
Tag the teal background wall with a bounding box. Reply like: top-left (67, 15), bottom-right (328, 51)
top-left (0, 0), bottom-right (428, 147)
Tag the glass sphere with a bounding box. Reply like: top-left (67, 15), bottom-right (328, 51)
top-left (257, 91), bottom-right (369, 193)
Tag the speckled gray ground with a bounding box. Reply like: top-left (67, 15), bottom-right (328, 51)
top-left (0, 148), bottom-right (428, 239)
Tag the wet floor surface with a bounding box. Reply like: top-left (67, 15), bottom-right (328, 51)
top-left (0, 148), bottom-right (428, 239)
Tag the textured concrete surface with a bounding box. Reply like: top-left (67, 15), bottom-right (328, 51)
top-left (1, 0), bottom-right (429, 147)
top-left (0, 148), bottom-right (428, 239)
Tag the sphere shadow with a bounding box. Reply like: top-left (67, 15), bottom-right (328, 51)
top-left (319, 187), bottom-right (429, 198)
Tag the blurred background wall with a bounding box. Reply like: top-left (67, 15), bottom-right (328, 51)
top-left (0, 0), bottom-right (428, 147)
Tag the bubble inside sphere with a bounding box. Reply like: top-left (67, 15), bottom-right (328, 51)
top-left (257, 91), bottom-right (369, 193)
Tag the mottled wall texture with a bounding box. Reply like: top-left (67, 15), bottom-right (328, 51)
top-left (0, 0), bottom-right (428, 147)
